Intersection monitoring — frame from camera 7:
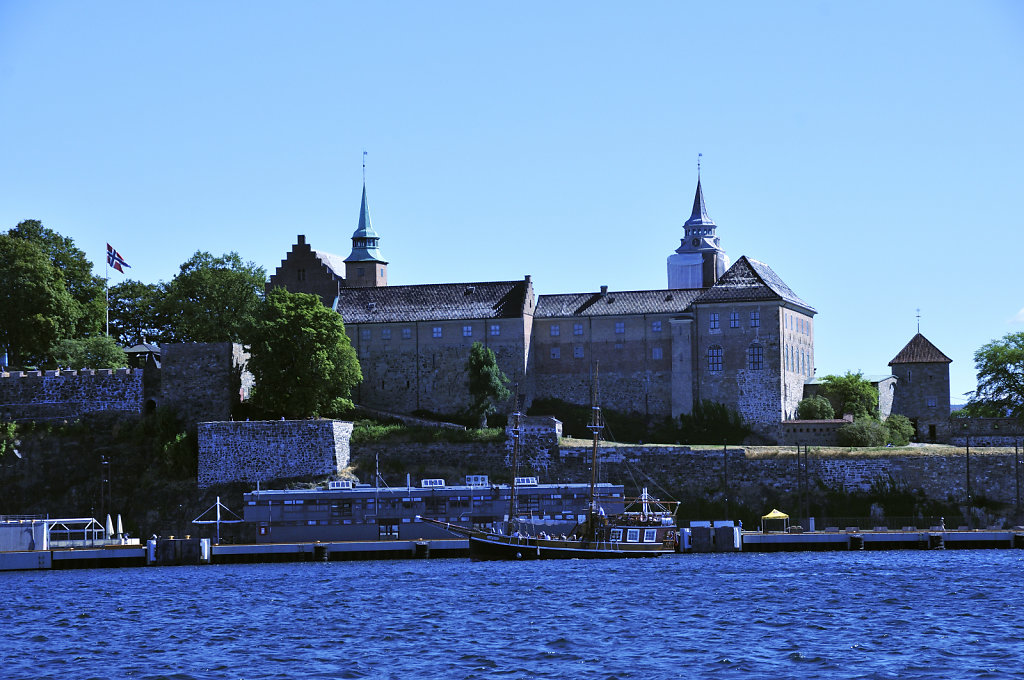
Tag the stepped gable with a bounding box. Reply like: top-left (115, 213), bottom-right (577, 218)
top-left (888, 333), bottom-right (952, 365)
top-left (335, 280), bottom-right (529, 323)
top-left (535, 288), bottom-right (701, 318)
top-left (694, 255), bottom-right (814, 311)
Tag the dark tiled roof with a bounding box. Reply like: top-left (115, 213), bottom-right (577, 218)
top-left (335, 280), bottom-right (530, 324)
top-left (888, 333), bottom-right (952, 365)
top-left (695, 256), bottom-right (815, 312)
top-left (535, 289), bottom-right (701, 318)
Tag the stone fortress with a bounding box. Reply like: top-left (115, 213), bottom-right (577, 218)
top-left (267, 175), bottom-right (951, 444)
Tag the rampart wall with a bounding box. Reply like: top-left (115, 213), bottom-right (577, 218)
top-left (0, 368), bottom-right (144, 420)
top-left (198, 420), bottom-right (353, 488)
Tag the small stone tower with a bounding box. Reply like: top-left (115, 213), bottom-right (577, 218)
top-left (344, 183), bottom-right (388, 287)
top-left (667, 177), bottom-right (729, 289)
top-left (889, 333), bottom-right (952, 443)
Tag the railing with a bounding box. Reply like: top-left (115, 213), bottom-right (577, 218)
top-left (791, 516), bottom-right (946, 531)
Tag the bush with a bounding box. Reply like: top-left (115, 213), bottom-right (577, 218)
top-left (884, 414), bottom-right (915, 446)
top-left (837, 418), bottom-right (887, 447)
top-left (797, 395), bottom-right (835, 420)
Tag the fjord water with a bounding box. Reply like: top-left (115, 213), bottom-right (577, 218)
top-left (2, 551), bottom-right (1022, 679)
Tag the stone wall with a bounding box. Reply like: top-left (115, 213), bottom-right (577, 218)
top-left (0, 368), bottom-right (144, 421)
top-left (780, 415), bottom-right (854, 446)
top-left (198, 420), bottom-right (353, 488)
top-left (950, 417), bottom-right (1024, 447)
top-left (160, 343), bottom-right (251, 428)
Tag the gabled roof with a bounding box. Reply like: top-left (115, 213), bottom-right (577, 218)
top-left (535, 289), bottom-right (701, 318)
top-left (889, 333), bottom-right (952, 365)
top-left (694, 256), bottom-right (815, 312)
top-left (684, 178), bottom-right (715, 227)
top-left (335, 280), bottom-right (531, 324)
top-left (125, 342), bottom-right (161, 354)
top-left (313, 250), bottom-right (348, 278)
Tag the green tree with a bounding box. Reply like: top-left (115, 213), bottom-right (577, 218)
top-left (796, 395), bottom-right (835, 420)
top-left (0, 235), bottom-right (78, 365)
top-left (677, 399), bottom-right (751, 444)
top-left (246, 288), bottom-right (362, 418)
top-left (837, 418), bottom-right (887, 447)
top-left (160, 251), bottom-right (265, 343)
top-left (108, 279), bottom-right (167, 345)
top-left (8, 220), bottom-right (105, 337)
top-left (49, 336), bottom-right (128, 369)
top-left (884, 414), bottom-right (915, 446)
top-left (817, 371), bottom-right (878, 419)
top-left (967, 332), bottom-right (1024, 418)
top-left (466, 342), bottom-right (511, 428)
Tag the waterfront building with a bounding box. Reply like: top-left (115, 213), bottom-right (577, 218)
top-left (889, 333), bottom-right (953, 442)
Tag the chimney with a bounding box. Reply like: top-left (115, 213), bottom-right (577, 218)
top-left (600, 285), bottom-right (608, 296)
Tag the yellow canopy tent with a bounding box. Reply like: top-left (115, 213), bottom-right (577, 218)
top-left (761, 508), bottom-right (790, 533)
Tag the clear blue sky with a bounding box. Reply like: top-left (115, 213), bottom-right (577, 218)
top-left (2, 1), bottom-right (1022, 404)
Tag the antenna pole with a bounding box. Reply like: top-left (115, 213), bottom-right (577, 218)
top-left (363, 150), bottom-right (367, 183)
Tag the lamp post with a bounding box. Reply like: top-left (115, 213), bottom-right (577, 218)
top-left (963, 423), bottom-right (971, 530)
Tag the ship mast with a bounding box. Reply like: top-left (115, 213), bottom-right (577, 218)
top-left (507, 392), bottom-right (523, 533)
top-left (586, 362), bottom-right (603, 538)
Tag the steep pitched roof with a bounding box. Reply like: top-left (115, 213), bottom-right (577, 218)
top-left (684, 178), bottom-right (715, 227)
top-left (335, 280), bottom-right (530, 324)
top-left (345, 183), bottom-right (387, 263)
top-left (313, 250), bottom-right (348, 278)
top-left (888, 333), bottom-right (952, 365)
top-left (694, 256), bottom-right (815, 312)
top-left (535, 289), bottom-right (701, 318)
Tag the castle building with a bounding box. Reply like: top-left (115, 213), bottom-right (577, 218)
top-left (888, 333), bottom-right (952, 442)
top-left (269, 176), bottom-right (816, 441)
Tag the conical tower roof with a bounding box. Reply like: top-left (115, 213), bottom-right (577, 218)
top-left (888, 333), bottom-right (952, 365)
top-left (683, 178), bottom-right (715, 227)
top-left (345, 183), bottom-right (387, 263)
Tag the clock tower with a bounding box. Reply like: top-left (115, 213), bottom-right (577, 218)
top-left (667, 177), bottom-right (729, 289)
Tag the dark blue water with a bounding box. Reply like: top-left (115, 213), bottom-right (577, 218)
top-left (2, 551), bottom-right (1023, 679)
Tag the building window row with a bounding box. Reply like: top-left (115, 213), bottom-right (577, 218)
top-left (708, 343), bottom-right (765, 372)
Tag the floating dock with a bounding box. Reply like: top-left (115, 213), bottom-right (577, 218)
top-left (741, 529), bottom-right (1024, 552)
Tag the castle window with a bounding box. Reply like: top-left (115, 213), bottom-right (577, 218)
top-left (550, 324), bottom-right (560, 337)
top-left (357, 267), bottom-right (365, 277)
top-left (707, 346), bottom-right (723, 372)
top-left (652, 320), bottom-right (662, 332)
top-left (380, 267), bottom-right (385, 277)
top-left (652, 347), bottom-right (663, 360)
top-left (751, 311), bottom-right (760, 328)
top-left (361, 329), bottom-right (371, 341)
top-left (402, 328), bottom-right (412, 340)
top-left (463, 326), bottom-right (473, 337)
top-left (297, 268), bottom-right (306, 282)
top-left (748, 344), bottom-right (764, 370)
top-left (729, 312), bottom-right (739, 328)
top-left (709, 313), bottom-right (720, 330)
top-left (490, 324), bottom-right (500, 336)
top-left (432, 327), bottom-right (442, 338)
top-left (574, 345), bottom-right (584, 359)
top-left (551, 347), bottom-right (560, 359)
top-left (927, 397), bottom-right (937, 408)
top-left (574, 323), bottom-right (584, 336)
top-left (615, 322), bottom-right (625, 334)
top-left (381, 329), bottom-right (391, 340)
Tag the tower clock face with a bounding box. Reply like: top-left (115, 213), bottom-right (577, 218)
top-left (691, 238), bottom-right (700, 247)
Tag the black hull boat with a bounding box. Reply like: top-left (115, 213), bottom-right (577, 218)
top-left (418, 516), bottom-right (677, 561)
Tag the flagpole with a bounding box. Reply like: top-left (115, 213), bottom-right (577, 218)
top-left (105, 245), bottom-right (110, 337)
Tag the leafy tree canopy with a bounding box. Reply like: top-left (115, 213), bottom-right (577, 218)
top-left (817, 371), bottom-right (878, 419)
top-left (0, 234), bottom-right (78, 366)
top-left (678, 399), bottom-right (751, 445)
top-left (967, 332), bottom-right (1024, 419)
top-left (48, 336), bottom-right (128, 370)
top-left (160, 251), bottom-right (266, 343)
top-left (8, 220), bottom-right (105, 337)
top-left (246, 288), bottom-right (362, 418)
top-left (108, 279), bottom-right (167, 346)
top-left (884, 414), bottom-right (915, 447)
top-left (466, 342), bottom-right (511, 428)
top-left (796, 395), bottom-right (835, 420)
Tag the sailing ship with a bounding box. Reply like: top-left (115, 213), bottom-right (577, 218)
top-left (418, 370), bottom-right (679, 560)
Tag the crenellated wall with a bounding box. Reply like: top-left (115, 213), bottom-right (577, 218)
top-left (0, 368), bottom-right (144, 421)
top-left (197, 420), bottom-right (353, 488)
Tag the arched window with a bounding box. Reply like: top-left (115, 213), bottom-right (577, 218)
top-left (707, 345), bottom-right (723, 372)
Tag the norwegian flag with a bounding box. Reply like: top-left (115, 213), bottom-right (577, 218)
top-left (106, 243), bottom-right (131, 273)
